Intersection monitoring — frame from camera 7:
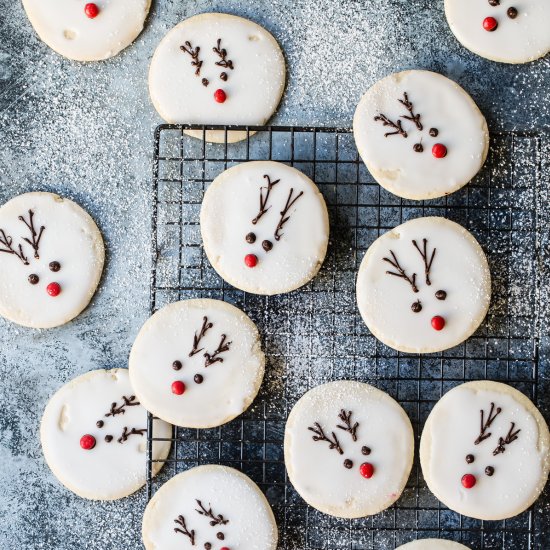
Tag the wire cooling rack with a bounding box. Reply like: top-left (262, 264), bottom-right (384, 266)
top-left (147, 125), bottom-right (549, 549)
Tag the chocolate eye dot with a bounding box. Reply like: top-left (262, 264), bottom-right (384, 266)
top-left (413, 143), bottom-right (423, 153)
top-left (429, 128), bottom-right (439, 137)
top-left (217, 532), bottom-right (225, 540)
top-left (49, 261), bottom-right (61, 272)
top-left (411, 300), bottom-right (422, 313)
top-left (507, 7), bottom-right (518, 18)
top-left (194, 374), bottom-right (204, 384)
top-left (220, 72), bottom-right (228, 81)
top-left (435, 290), bottom-right (447, 300)
top-left (343, 459), bottom-right (353, 469)
top-left (485, 466), bottom-right (495, 476)
top-left (361, 446), bottom-right (371, 456)
top-left (96, 420), bottom-right (104, 428)
top-left (262, 240), bottom-right (273, 252)
top-left (466, 454), bottom-right (474, 464)
top-left (28, 274), bottom-right (39, 285)
top-left (172, 360), bottom-right (182, 371)
top-left (245, 232), bottom-right (256, 244)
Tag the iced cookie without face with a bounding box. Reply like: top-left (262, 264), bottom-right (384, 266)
top-left (149, 13), bottom-right (286, 143)
top-left (353, 70), bottom-right (488, 200)
top-left (284, 381), bottom-right (414, 518)
top-left (143, 465), bottom-right (278, 550)
top-left (129, 299), bottom-right (265, 428)
top-left (397, 540), bottom-right (471, 550)
top-left (40, 369), bottom-right (171, 500)
top-left (420, 381), bottom-right (550, 520)
top-left (356, 217), bottom-right (491, 354)
top-left (201, 161), bottom-right (329, 295)
top-left (22, 0), bottom-right (151, 62)
top-left (0, 192), bottom-right (104, 328)
top-left (445, 0), bottom-right (550, 64)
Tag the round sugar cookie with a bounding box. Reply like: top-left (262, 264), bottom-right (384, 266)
top-left (284, 381), bottom-right (414, 518)
top-left (397, 541), bottom-right (471, 550)
top-left (129, 299), bottom-right (265, 428)
top-left (421, 381), bottom-right (550, 520)
top-left (445, 0), bottom-right (550, 64)
top-left (148, 13), bottom-right (286, 143)
top-left (356, 217), bottom-right (491, 354)
top-left (201, 161), bottom-right (329, 295)
top-left (22, 0), bottom-right (151, 62)
top-left (142, 465), bottom-right (278, 550)
top-left (40, 368), bottom-right (171, 501)
top-left (0, 192), bottom-right (104, 328)
top-left (353, 70), bottom-right (488, 200)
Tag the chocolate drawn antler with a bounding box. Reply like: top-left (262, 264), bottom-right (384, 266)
top-left (180, 41), bottom-right (203, 76)
top-left (0, 229), bottom-right (29, 264)
top-left (105, 395), bottom-right (140, 417)
top-left (374, 114), bottom-right (408, 138)
top-left (195, 499), bottom-right (230, 526)
top-left (252, 175), bottom-right (280, 225)
top-left (19, 210), bottom-right (44, 260)
top-left (383, 250), bottom-right (419, 293)
top-left (174, 515), bottom-right (196, 544)
top-left (274, 188), bottom-right (304, 241)
top-left (190, 316), bottom-right (213, 357)
top-left (204, 334), bottom-right (231, 367)
top-left (307, 422), bottom-right (343, 455)
top-left (337, 409), bottom-right (359, 442)
top-left (213, 38), bottom-right (234, 70)
top-left (399, 92), bottom-right (423, 131)
top-left (412, 238), bottom-right (436, 286)
top-left (474, 402), bottom-right (502, 445)
top-left (117, 426), bottom-right (146, 444)
top-left (493, 422), bottom-right (521, 455)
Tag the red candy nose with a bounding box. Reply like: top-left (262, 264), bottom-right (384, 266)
top-left (171, 381), bottom-right (186, 395)
top-left (359, 462), bottom-right (375, 479)
top-left (84, 3), bottom-right (100, 18)
top-left (431, 315), bottom-right (445, 331)
top-left (244, 254), bottom-right (258, 268)
top-left (483, 17), bottom-right (498, 32)
top-left (80, 434), bottom-right (96, 450)
top-left (432, 143), bottom-right (448, 158)
top-left (47, 282), bottom-right (61, 297)
top-left (462, 473), bottom-right (476, 489)
top-left (214, 89), bottom-right (227, 103)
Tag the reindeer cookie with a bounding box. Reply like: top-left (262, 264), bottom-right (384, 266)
top-left (129, 299), bottom-right (265, 428)
top-left (40, 368), bottom-right (171, 500)
top-left (0, 192), bottom-right (104, 328)
top-left (356, 217), bottom-right (491, 354)
top-left (22, 0), bottom-right (151, 61)
top-left (201, 161), bottom-right (329, 295)
top-left (397, 540), bottom-right (471, 550)
top-left (445, 0), bottom-right (550, 64)
top-left (284, 381), bottom-right (414, 518)
top-left (142, 465), bottom-right (278, 550)
top-left (420, 381), bottom-right (550, 520)
top-left (149, 13), bottom-right (286, 143)
top-left (353, 70), bottom-right (488, 200)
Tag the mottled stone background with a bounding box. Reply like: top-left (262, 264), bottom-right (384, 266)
top-left (0, 0), bottom-right (548, 548)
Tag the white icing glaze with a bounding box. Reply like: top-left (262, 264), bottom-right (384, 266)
top-left (142, 465), bottom-right (278, 550)
top-left (445, 0), bottom-right (550, 64)
top-left (22, 0), bottom-right (151, 62)
top-left (356, 216), bottom-right (491, 354)
top-left (420, 381), bottom-right (550, 520)
top-left (201, 161), bottom-right (329, 295)
top-left (40, 368), bottom-right (171, 501)
top-left (0, 192), bottom-right (104, 328)
top-left (284, 381), bottom-right (414, 518)
top-left (149, 13), bottom-right (286, 143)
top-left (353, 70), bottom-right (488, 200)
top-left (129, 299), bottom-right (265, 428)
top-left (397, 540), bottom-right (471, 550)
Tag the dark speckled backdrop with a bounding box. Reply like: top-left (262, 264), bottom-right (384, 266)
top-left (0, 1), bottom-right (549, 549)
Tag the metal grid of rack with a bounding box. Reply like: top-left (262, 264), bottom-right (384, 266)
top-left (147, 125), bottom-right (546, 549)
